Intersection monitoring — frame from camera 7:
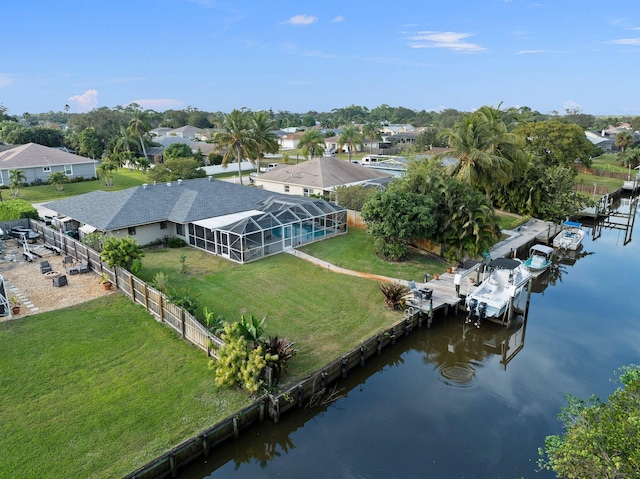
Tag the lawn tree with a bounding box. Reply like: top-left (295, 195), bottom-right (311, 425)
top-left (538, 365), bottom-right (640, 479)
top-left (333, 184), bottom-right (374, 211)
top-left (163, 143), bottom-right (198, 162)
top-left (146, 158), bottom-right (206, 183)
top-left (212, 109), bottom-right (257, 185)
top-left (9, 169), bottom-right (26, 197)
top-left (48, 171), bottom-right (69, 191)
top-left (96, 158), bottom-right (119, 186)
top-left (515, 119), bottom-right (599, 168)
top-left (297, 129), bottom-right (326, 160)
top-left (337, 125), bottom-right (364, 162)
top-left (360, 183), bottom-right (437, 260)
top-left (100, 235), bottom-right (144, 271)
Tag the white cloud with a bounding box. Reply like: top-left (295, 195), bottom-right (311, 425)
top-left (332, 15), bottom-right (345, 23)
top-left (0, 73), bottom-right (15, 88)
top-left (608, 38), bottom-right (640, 46)
top-left (286, 14), bottom-right (317, 26)
top-left (562, 100), bottom-right (581, 112)
top-left (408, 31), bottom-right (485, 52)
top-left (68, 89), bottom-right (99, 112)
top-left (128, 99), bottom-right (185, 111)
top-left (517, 49), bottom-right (547, 55)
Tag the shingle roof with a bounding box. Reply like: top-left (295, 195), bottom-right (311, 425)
top-left (255, 157), bottom-right (393, 189)
top-left (44, 177), bottom-right (296, 231)
top-left (0, 143), bottom-right (98, 168)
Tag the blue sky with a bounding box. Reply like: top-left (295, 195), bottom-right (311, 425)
top-left (2, 0), bottom-right (640, 117)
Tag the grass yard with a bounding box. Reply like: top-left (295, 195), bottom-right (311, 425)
top-left (299, 227), bottom-right (447, 279)
top-left (7, 169), bottom-right (148, 204)
top-left (137, 245), bottom-right (401, 377)
top-left (589, 153), bottom-right (627, 174)
top-left (0, 295), bottom-right (250, 479)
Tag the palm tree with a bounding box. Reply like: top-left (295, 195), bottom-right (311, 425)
top-left (250, 111), bottom-right (279, 174)
top-left (212, 109), bottom-right (257, 185)
top-left (362, 122), bottom-right (382, 153)
top-left (337, 126), bottom-right (364, 162)
top-left (48, 171), bottom-right (69, 191)
top-left (297, 129), bottom-right (326, 160)
top-left (128, 111), bottom-right (151, 164)
top-left (9, 169), bottom-right (26, 197)
top-left (615, 131), bottom-right (633, 154)
top-left (436, 105), bottom-right (525, 200)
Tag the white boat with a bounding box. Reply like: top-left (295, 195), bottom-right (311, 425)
top-left (465, 258), bottom-right (533, 327)
top-left (552, 221), bottom-right (585, 250)
top-left (523, 244), bottom-right (554, 275)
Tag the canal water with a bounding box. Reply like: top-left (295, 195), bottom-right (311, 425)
top-left (179, 205), bottom-right (639, 479)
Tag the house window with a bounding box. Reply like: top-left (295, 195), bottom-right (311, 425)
top-left (64, 165), bottom-right (73, 175)
top-left (128, 227), bottom-right (136, 235)
top-left (43, 166), bottom-right (51, 173)
top-left (303, 188), bottom-right (313, 197)
top-left (176, 224), bottom-right (184, 236)
top-left (160, 221), bottom-right (168, 230)
top-left (284, 185), bottom-right (290, 193)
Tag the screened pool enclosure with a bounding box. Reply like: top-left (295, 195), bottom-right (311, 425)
top-left (188, 196), bottom-right (347, 263)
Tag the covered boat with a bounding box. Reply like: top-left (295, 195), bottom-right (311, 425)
top-left (465, 258), bottom-right (532, 328)
top-left (524, 244), bottom-right (554, 275)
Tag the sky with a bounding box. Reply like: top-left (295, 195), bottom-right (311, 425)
top-left (2, 0), bottom-right (640, 117)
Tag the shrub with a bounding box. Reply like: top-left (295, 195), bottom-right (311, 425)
top-left (167, 237), bottom-right (186, 248)
top-left (0, 199), bottom-right (39, 221)
top-left (379, 283), bottom-right (409, 311)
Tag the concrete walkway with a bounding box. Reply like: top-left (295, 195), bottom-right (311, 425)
top-left (286, 217), bottom-right (562, 287)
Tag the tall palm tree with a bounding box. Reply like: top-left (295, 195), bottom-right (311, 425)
top-left (212, 109), bottom-right (257, 185)
top-left (337, 126), bottom-right (364, 162)
top-left (615, 131), bottom-right (633, 154)
top-left (250, 111), bottom-right (279, 174)
top-left (436, 105), bottom-right (525, 200)
top-left (362, 122), bottom-right (382, 153)
top-left (297, 129), bottom-right (326, 160)
top-left (128, 111), bottom-right (151, 163)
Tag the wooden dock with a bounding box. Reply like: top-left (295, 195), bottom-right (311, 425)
top-left (406, 218), bottom-right (560, 325)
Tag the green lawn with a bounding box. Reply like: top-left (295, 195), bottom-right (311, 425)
top-left (589, 153), bottom-right (627, 174)
top-left (8, 169), bottom-right (148, 203)
top-left (0, 295), bottom-right (250, 479)
top-left (299, 227), bottom-right (447, 279)
top-left (137, 245), bottom-right (401, 377)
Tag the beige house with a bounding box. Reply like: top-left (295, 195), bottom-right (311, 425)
top-left (252, 157), bottom-right (394, 198)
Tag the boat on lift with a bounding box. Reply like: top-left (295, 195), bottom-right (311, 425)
top-left (465, 258), bottom-right (532, 328)
top-left (552, 221), bottom-right (585, 251)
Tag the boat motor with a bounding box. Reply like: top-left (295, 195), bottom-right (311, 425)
top-left (475, 302), bottom-right (487, 328)
top-left (466, 298), bottom-right (478, 323)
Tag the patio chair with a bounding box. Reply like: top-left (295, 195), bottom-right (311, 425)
top-left (52, 275), bottom-right (68, 287)
top-left (40, 260), bottom-right (52, 274)
top-left (62, 255), bottom-right (74, 266)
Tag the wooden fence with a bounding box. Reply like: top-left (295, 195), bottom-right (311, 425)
top-left (26, 219), bottom-right (224, 356)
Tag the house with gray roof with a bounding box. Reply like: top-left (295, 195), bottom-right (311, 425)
top-left (0, 143), bottom-right (98, 186)
top-left (252, 157), bottom-right (395, 198)
top-left (44, 177), bottom-right (347, 263)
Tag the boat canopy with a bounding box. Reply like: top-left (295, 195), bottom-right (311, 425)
top-left (488, 258), bottom-right (522, 270)
top-left (529, 244), bottom-right (555, 256)
top-left (563, 221), bottom-right (582, 228)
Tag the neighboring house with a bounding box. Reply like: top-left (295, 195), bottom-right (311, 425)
top-left (380, 124), bottom-right (414, 135)
top-left (585, 131), bottom-right (615, 153)
top-left (252, 157), bottom-right (394, 198)
top-left (0, 143), bottom-right (98, 186)
top-left (44, 177), bottom-right (347, 264)
top-left (279, 131), bottom-right (307, 149)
